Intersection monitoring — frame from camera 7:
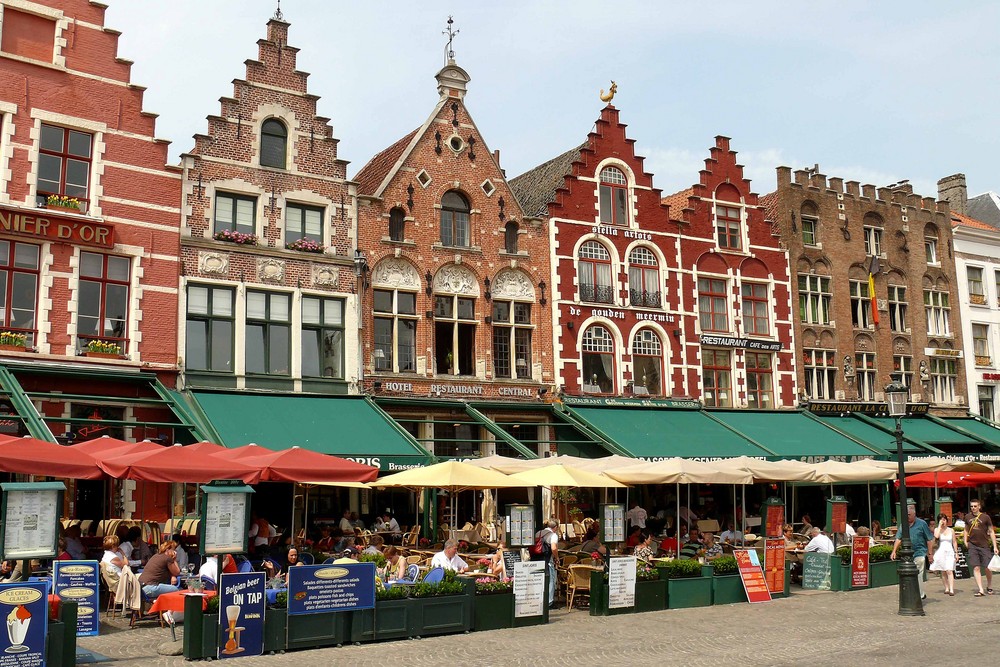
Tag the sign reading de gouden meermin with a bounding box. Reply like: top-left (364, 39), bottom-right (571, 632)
top-left (0, 582), bottom-right (48, 665)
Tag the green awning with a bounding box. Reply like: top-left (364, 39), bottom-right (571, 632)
top-left (865, 416), bottom-right (981, 449)
top-left (708, 411), bottom-right (885, 460)
top-left (187, 391), bottom-right (433, 472)
top-left (937, 418), bottom-right (1000, 451)
top-left (813, 415), bottom-right (931, 454)
top-left (564, 406), bottom-right (772, 459)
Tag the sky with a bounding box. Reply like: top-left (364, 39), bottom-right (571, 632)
top-left (105, 1), bottom-right (1000, 201)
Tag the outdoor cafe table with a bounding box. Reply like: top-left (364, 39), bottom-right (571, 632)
top-left (149, 590), bottom-right (216, 614)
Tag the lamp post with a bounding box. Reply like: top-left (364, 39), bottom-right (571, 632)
top-left (885, 372), bottom-right (924, 616)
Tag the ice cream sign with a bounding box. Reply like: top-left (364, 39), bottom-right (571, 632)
top-left (0, 582), bottom-right (47, 663)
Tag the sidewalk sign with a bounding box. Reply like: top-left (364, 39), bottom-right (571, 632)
top-left (218, 572), bottom-right (265, 659)
top-left (851, 536), bottom-right (870, 588)
top-left (763, 538), bottom-right (785, 593)
top-left (513, 561), bottom-right (545, 618)
top-left (734, 549), bottom-right (771, 603)
top-left (53, 560), bottom-right (99, 636)
top-left (607, 556), bottom-right (636, 609)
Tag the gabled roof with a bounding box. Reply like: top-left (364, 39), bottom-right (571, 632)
top-left (509, 144), bottom-right (586, 217)
top-left (952, 210), bottom-right (997, 232)
top-left (354, 129), bottom-right (419, 196)
top-left (660, 188), bottom-right (694, 221)
top-left (966, 192), bottom-right (1000, 228)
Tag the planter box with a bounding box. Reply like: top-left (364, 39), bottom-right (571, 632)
top-left (869, 560), bottom-right (898, 588)
top-left (199, 612), bottom-right (219, 659)
top-left (349, 598), bottom-right (411, 643)
top-left (408, 593), bottom-right (472, 637)
top-left (829, 557), bottom-right (853, 591)
top-left (634, 578), bottom-right (666, 612)
top-left (712, 574), bottom-right (747, 605)
top-left (46, 204), bottom-right (79, 213)
top-left (667, 576), bottom-right (712, 609)
top-left (0, 344), bottom-right (26, 352)
top-left (51, 601), bottom-right (77, 667)
top-left (264, 608), bottom-right (287, 653)
top-left (473, 593), bottom-right (513, 632)
top-left (85, 351), bottom-right (119, 359)
top-left (286, 609), bottom-right (349, 650)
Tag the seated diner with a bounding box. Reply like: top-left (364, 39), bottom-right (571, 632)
top-left (430, 539), bottom-right (468, 572)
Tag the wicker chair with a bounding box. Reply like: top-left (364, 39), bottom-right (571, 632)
top-left (567, 565), bottom-right (593, 610)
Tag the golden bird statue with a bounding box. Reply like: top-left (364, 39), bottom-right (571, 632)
top-left (599, 81), bottom-right (617, 103)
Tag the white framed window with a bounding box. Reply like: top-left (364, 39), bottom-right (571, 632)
top-left (855, 352), bottom-right (877, 401)
top-left (599, 167), bottom-right (629, 226)
top-left (745, 351), bottom-right (773, 409)
top-left (245, 291), bottom-right (291, 376)
top-left (628, 247), bottom-right (660, 308)
top-left (698, 277), bottom-right (729, 332)
top-left (978, 385), bottom-right (995, 421)
top-left (702, 348), bottom-right (732, 407)
top-left (888, 285), bottom-right (907, 332)
top-left (741, 282), bottom-right (770, 336)
top-left (925, 238), bottom-right (938, 265)
top-left (973, 323), bottom-right (991, 367)
top-left (798, 275), bottom-right (831, 325)
top-left (850, 280), bottom-right (873, 329)
top-left (930, 357), bottom-right (957, 404)
top-left (968, 267), bottom-right (986, 305)
top-left (803, 348), bottom-right (837, 400)
top-left (893, 355), bottom-right (913, 391)
top-left (578, 241), bottom-right (614, 304)
top-left (863, 225), bottom-right (883, 257)
top-left (433, 294), bottom-right (476, 376)
top-left (924, 289), bottom-right (951, 336)
top-left (631, 329), bottom-right (663, 396)
top-left (492, 300), bottom-right (532, 379)
top-left (582, 325), bottom-right (615, 394)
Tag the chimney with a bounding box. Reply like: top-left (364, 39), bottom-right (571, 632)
top-left (937, 173), bottom-right (967, 215)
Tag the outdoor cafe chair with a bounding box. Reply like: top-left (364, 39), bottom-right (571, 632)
top-left (405, 555), bottom-right (422, 565)
top-left (561, 554), bottom-right (578, 566)
top-left (423, 568), bottom-right (445, 584)
top-left (322, 557), bottom-right (337, 564)
top-left (200, 576), bottom-right (217, 591)
top-left (237, 559), bottom-right (253, 574)
top-left (98, 561), bottom-right (119, 618)
top-left (403, 564), bottom-right (420, 583)
top-left (299, 552), bottom-right (314, 565)
top-left (567, 565), bottom-right (593, 610)
top-left (475, 546), bottom-right (491, 554)
top-left (577, 556), bottom-right (593, 565)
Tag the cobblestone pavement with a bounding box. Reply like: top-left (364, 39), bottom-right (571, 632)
top-left (79, 585), bottom-right (1000, 667)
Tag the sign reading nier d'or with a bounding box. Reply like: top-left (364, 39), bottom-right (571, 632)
top-left (0, 207), bottom-right (114, 249)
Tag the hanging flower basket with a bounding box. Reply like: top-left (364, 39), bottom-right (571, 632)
top-left (213, 230), bottom-right (258, 245)
top-left (84, 340), bottom-right (121, 358)
top-left (44, 195), bottom-right (81, 212)
top-left (285, 238), bottom-right (325, 253)
top-left (0, 331), bottom-right (27, 351)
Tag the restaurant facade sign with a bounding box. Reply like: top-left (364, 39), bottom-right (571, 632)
top-left (0, 206), bottom-right (114, 249)
top-left (562, 396), bottom-right (701, 409)
top-left (806, 401), bottom-right (929, 415)
top-left (699, 334), bottom-right (782, 352)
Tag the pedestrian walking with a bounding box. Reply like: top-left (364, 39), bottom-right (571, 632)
top-left (929, 513), bottom-right (957, 596)
top-left (964, 498), bottom-right (999, 597)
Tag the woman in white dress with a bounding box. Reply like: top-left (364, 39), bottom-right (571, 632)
top-left (930, 513), bottom-right (957, 596)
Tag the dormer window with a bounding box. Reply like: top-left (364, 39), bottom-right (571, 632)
top-left (599, 167), bottom-right (628, 226)
top-left (260, 119), bottom-right (287, 169)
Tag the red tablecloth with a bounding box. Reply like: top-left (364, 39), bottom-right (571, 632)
top-left (148, 590), bottom-right (216, 614)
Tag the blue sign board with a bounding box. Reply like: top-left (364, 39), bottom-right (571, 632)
top-left (217, 572), bottom-right (265, 659)
top-left (0, 580), bottom-right (48, 665)
top-left (53, 561), bottom-right (99, 637)
top-left (287, 563), bottom-right (375, 616)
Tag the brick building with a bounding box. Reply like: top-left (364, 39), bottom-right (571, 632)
top-left (764, 167), bottom-right (967, 413)
top-left (353, 53), bottom-right (556, 462)
top-left (0, 0), bottom-right (187, 518)
top-left (178, 15), bottom-right (358, 395)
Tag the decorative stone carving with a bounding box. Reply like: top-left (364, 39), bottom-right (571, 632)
top-left (198, 252), bottom-right (228, 275)
top-left (312, 265), bottom-right (339, 287)
top-left (433, 264), bottom-right (479, 296)
top-left (373, 257), bottom-right (419, 288)
top-left (257, 258), bottom-right (285, 283)
top-left (492, 269), bottom-right (534, 299)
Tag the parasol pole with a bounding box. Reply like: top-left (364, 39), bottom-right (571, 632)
top-left (675, 482), bottom-right (680, 558)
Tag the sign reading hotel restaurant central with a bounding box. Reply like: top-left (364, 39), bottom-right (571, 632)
top-left (699, 334), bottom-right (782, 352)
top-left (379, 382), bottom-right (537, 398)
top-left (0, 206), bottom-right (114, 249)
top-left (806, 401), bottom-right (929, 415)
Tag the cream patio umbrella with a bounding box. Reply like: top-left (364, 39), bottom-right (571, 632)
top-left (866, 457), bottom-right (994, 474)
top-left (507, 463), bottom-right (628, 488)
top-left (713, 456), bottom-right (814, 482)
top-left (604, 458), bottom-right (753, 486)
top-left (807, 460), bottom-right (897, 484)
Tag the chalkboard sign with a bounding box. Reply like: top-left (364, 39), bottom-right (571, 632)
top-left (955, 546), bottom-right (969, 580)
top-left (502, 549), bottom-right (522, 578)
top-left (802, 552), bottom-right (831, 591)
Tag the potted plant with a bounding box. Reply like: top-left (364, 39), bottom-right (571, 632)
top-left (473, 577), bottom-right (513, 631)
top-left (45, 194), bottom-right (80, 212)
top-left (634, 560), bottom-right (667, 612)
top-left (710, 555), bottom-right (746, 605)
top-left (408, 577), bottom-right (472, 638)
top-left (868, 544), bottom-right (897, 588)
top-left (285, 238), bottom-right (325, 253)
top-left (264, 591), bottom-right (287, 653)
top-left (84, 339), bottom-right (121, 358)
top-left (0, 331), bottom-right (27, 351)
top-left (213, 229), bottom-right (259, 245)
top-left (662, 558), bottom-right (712, 609)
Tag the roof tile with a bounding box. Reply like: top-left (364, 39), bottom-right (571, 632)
top-left (354, 129), bottom-right (419, 196)
top-left (509, 144), bottom-right (586, 217)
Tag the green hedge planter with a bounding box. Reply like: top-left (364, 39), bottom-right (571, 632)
top-left (667, 576), bottom-right (712, 609)
top-left (51, 601), bottom-right (77, 667)
top-left (263, 608), bottom-right (287, 653)
top-left (634, 578), bottom-right (667, 612)
top-left (712, 574), bottom-right (747, 605)
top-left (473, 593), bottom-right (513, 632)
top-left (349, 598), bottom-right (412, 643)
top-left (286, 610), bottom-right (349, 650)
top-left (869, 560), bottom-right (898, 588)
top-left (408, 593), bottom-right (472, 637)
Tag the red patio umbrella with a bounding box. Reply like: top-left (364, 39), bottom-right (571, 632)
top-left (182, 441), bottom-right (231, 456)
top-left (0, 435), bottom-right (103, 479)
top-left (960, 472), bottom-right (1000, 485)
top-left (899, 472), bottom-right (977, 488)
top-left (70, 436), bottom-right (163, 460)
top-left (100, 443), bottom-right (261, 484)
top-left (216, 444), bottom-right (378, 483)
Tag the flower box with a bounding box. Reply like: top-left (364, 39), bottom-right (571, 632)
top-left (869, 560), bottom-right (898, 588)
top-left (473, 591), bottom-right (513, 632)
top-left (408, 591), bottom-right (472, 637)
top-left (0, 344), bottom-right (26, 352)
top-left (84, 351), bottom-right (119, 359)
top-left (712, 574), bottom-right (747, 605)
top-left (667, 576), bottom-right (713, 609)
top-left (285, 238), bottom-right (326, 253)
top-left (634, 578), bottom-right (667, 612)
top-left (214, 230), bottom-right (259, 245)
top-left (349, 598), bottom-right (412, 643)
top-left (286, 609), bottom-right (349, 650)
top-left (263, 608), bottom-right (287, 653)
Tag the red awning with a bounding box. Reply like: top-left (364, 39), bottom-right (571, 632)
top-left (100, 443), bottom-right (260, 484)
top-left (70, 437), bottom-right (163, 459)
top-left (961, 472), bottom-right (1000, 485)
top-left (216, 444), bottom-right (378, 483)
top-left (182, 441), bottom-right (231, 456)
top-left (900, 472), bottom-right (977, 488)
top-left (0, 435), bottom-right (103, 479)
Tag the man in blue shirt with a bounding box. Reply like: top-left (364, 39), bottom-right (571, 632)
top-left (891, 504), bottom-right (935, 600)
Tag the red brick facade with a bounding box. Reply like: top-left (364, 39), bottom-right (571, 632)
top-left (354, 58), bottom-right (553, 403)
top-left (179, 18), bottom-right (358, 394)
top-left (765, 167), bottom-right (966, 413)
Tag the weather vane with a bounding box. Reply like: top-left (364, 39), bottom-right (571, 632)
top-left (273, 0), bottom-right (283, 21)
top-left (600, 81), bottom-right (618, 103)
top-left (443, 16), bottom-right (459, 63)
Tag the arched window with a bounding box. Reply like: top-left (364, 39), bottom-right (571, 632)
top-left (582, 325), bottom-right (615, 394)
top-left (388, 207), bottom-right (406, 242)
top-left (440, 191), bottom-right (470, 247)
top-left (715, 183), bottom-right (742, 250)
top-left (260, 119), bottom-right (287, 169)
top-left (504, 221), bottom-right (519, 254)
top-left (578, 241), bottom-right (614, 304)
top-left (628, 247), bottom-right (660, 308)
top-left (631, 329), bottom-right (663, 396)
top-left (863, 213), bottom-right (884, 257)
top-left (599, 167), bottom-right (629, 225)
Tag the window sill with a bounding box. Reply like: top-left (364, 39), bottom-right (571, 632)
top-left (499, 251), bottom-right (529, 259)
top-left (186, 237), bottom-right (354, 265)
top-left (431, 243), bottom-right (483, 254)
top-left (380, 237), bottom-right (417, 247)
top-left (9, 201), bottom-right (104, 223)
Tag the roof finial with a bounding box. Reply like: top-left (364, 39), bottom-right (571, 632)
top-left (273, 0), bottom-right (283, 20)
top-left (600, 81), bottom-right (618, 104)
top-left (443, 16), bottom-right (459, 64)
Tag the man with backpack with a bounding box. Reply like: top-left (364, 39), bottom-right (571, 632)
top-left (531, 518), bottom-right (560, 608)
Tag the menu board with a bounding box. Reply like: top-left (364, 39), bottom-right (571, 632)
top-left (802, 552), bottom-right (831, 591)
top-left (851, 536), bottom-right (870, 588)
top-left (0, 581), bottom-right (48, 663)
top-left (826, 497), bottom-right (848, 534)
top-left (601, 504), bottom-right (625, 543)
top-left (502, 549), bottom-right (521, 579)
top-left (608, 556), bottom-right (637, 609)
top-left (1, 483), bottom-right (62, 560)
top-left (935, 497), bottom-right (953, 521)
top-left (287, 563), bottom-right (376, 615)
top-left (53, 561), bottom-right (100, 637)
top-left (764, 538), bottom-right (785, 594)
top-left (735, 550), bottom-right (771, 603)
top-left (506, 505), bottom-right (535, 547)
top-left (513, 561), bottom-right (545, 618)
top-left (203, 491), bottom-right (249, 555)
top-left (764, 500), bottom-right (785, 538)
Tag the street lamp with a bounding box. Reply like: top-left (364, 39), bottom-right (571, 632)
top-left (885, 372), bottom-right (924, 616)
